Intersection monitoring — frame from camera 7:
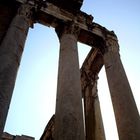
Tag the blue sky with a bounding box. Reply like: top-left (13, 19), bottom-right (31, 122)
top-left (4, 0), bottom-right (140, 140)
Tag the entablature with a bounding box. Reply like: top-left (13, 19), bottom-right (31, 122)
top-left (15, 0), bottom-right (117, 48)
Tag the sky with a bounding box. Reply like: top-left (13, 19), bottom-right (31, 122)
top-left (4, 0), bottom-right (140, 140)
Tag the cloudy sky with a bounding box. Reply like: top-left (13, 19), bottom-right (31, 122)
top-left (4, 0), bottom-right (140, 140)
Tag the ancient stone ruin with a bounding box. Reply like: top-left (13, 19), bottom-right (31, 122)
top-left (2, 132), bottom-right (34, 140)
top-left (0, 0), bottom-right (140, 140)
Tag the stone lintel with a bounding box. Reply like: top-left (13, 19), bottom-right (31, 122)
top-left (15, 0), bottom-right (116, 47)
top-left (46, 0), bottom-right (84, 14)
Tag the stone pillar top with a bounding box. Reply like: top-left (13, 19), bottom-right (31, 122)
top-left (82, 69), bottom-right (99, 98)
top-left (105, 34), bottom-right (119, 53)
top-left (17, 3), bottom-right (35, 27)
top-left (82, 69), bottom-right (98, 88)
top-left (55, 22), bottom-right (81, 39)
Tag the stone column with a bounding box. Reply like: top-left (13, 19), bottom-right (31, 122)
top-left (83, 74), bottom-right (106, 140)
top-left (103, 34), bottom-right (140, 140)
top-left (54, 24), bottom-right (85, 140)
top-left (0, 4), bottom-right (33, 138)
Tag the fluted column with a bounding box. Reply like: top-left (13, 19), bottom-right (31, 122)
top-left (0, 4), bottom-right (33, 137)
top-left (54, 24), bottom-right (85, 140)
top-left (83, 74), bottom-right (106, 140)
top-left (103, 34), bottom-right (140, 140)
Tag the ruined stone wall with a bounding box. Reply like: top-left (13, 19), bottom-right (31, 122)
top-left (2, 132), bottom-right (34, 140)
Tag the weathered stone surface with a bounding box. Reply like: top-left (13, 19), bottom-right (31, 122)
top-left (103, 35), bottom-right (140, 140)
top-left (83, 73), bottom-right (106, 140)
top-left (54, 25), bottom-right (85, 140)
top-left (46, 0), bottom-right (83, 13)
top-left (16, 0), bottom-right (114, 48)
top-left (2, 132), bottom-right (34, 140)
top-left (0, 4), bottom-right (33, 138)
top-left (80, 47), bottom-right (105, 140)
top-left (40, 115), bottom-right (55, 140)
top-left (92, 80), bottom-right (106, 140)
top-left (1, 1), bottom-right (139, 140)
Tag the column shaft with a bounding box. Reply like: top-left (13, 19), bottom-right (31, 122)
top-left (103, 36), bottom-right (140, 140)
top-left (54, 31), bottom-right (85, 140)
top-left (0, 4), bottom-right (32, 137)
top-left (84, 76), bottom-right (106, 140)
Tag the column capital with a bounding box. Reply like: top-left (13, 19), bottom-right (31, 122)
top-left (84, 70), bottom-right (98, 86)
top-left (17, 4), bottom-right (34, 27)
top-left (81, 69), bottom-right (99, 96)
top-left (55, 22), bottom-right (80, 39)
top-left (105, 34), bottom-right (119, 53)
